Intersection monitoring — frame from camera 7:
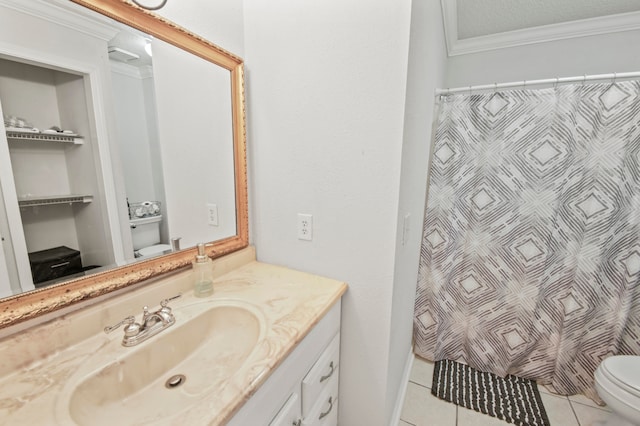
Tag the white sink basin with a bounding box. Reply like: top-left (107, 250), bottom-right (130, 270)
top-left (57, 300), bottom-right (265, 425)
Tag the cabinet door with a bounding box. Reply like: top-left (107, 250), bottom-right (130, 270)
top-left (269, 386), bottom-right (302, 426)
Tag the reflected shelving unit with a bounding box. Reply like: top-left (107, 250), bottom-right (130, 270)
top-left (0, 56), bottom-right (115, 293)
top-left (17, 194), bottom-right (93, 208)
top-left (5, 129), bottom-right (84, 145)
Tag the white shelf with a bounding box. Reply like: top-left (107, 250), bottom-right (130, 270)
top-left (18, 194), bottom-right (93, 207)
top-left (6, 129), bottom-right (84, 145)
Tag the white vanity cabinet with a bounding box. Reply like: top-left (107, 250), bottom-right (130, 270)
top-left (301, 377), bottom-right (339, 426)
top-left (270, 333), bottom-right (340, 426)
top-left (299, 332), bottom-right (340, 426)
top-left (269, 385), bottom-right (302, 426)
top-left (228, 299), bottom-right (342, 426)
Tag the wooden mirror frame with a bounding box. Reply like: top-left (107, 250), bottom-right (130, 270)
top-left (0, 0), bottom-right (248, 329)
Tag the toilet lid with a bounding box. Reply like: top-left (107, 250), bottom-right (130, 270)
top-left (600, 356), bottom-right (640, 397)
top-left (137, 244), bottom-right (171, 257)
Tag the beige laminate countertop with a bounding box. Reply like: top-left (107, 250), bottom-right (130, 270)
top-left (0, 247), bottom-right (347, 425)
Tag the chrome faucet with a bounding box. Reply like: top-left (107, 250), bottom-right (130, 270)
top-left (105, 294), bottom-right (181, 347)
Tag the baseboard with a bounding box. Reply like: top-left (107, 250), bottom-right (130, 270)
top-left (389, 346), bottom-right (415, 426)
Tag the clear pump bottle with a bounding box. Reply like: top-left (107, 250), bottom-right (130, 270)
top-left (193, 243), bottom-right (214, 297)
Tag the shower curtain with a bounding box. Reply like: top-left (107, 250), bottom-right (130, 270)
top-left (414, 81), bottom-right (640, 401)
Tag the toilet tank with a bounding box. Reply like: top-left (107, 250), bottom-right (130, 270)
top-left (130, 215), bottom-right (162, 250)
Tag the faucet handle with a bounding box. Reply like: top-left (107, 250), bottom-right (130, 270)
top-left (104, 315), bottom-right (141, 337)
top-left (159, 295), bottom-right (181, 317)
top-left (160, 294), bottom-right (182, 308)
top-left (142, 305), bottom-right (152, 322)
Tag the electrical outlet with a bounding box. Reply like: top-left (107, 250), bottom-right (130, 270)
top-left (206, 203), bottom-right (218, 226)
top-left (297, 213), bottom-right (313, 241)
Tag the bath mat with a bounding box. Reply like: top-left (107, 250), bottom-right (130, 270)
top-left (431, 359), bottom-right (550, 426)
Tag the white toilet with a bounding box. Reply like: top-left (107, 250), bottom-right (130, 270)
top-left (130, 215), bottom-right (171, 258)
top-left (594, 355), bottom-right (640, 426)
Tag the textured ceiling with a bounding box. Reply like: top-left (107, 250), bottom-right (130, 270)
top-left (457, 0), bottom-right (640, 39)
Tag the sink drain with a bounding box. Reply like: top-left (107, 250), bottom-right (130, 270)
top-left (165, 374), bottom-right (186, 389)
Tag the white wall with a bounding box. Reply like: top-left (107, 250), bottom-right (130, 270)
top-left (156, 0), bottom-right (244, 57)
top-left (141, 75), bottom-right (168, 243)
top-left (446, 30), bottom-right (640, 87)
top-left (152, 39), bottom-right (236, 248)
top-left (154, 0), bottom-right (243, 251)
top-left (0, 59), bottom-right (61, 128)
top-left (243, 1), bottom-right (413, 424)
top-left (110, 68), bottom-right (157, 203)
top-left (386, 0), bottom-right (447, 420)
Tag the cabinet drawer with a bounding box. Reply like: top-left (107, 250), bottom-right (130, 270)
top-left (302, 371), bottom-right (339, 426)
top-left (301, 332), bottom-right (340, 416)
top-left (269, 388), bottom-right (302, 426)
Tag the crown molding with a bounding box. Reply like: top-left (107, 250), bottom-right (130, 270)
top-left (440, 0), bottom-right (458, 57)
top-left (441, 0), bottom-right (640, 57)
top-left (0, 0), bottom-right (119, 41)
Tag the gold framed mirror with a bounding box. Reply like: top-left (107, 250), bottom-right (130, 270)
top-left (0, 0), bottom-right (248, 329)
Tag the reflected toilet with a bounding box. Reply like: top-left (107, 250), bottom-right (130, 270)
top-left (130, 215), bottom-right (171, 258)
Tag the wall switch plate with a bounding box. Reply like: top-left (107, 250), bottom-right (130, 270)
top-left (297, 213), bottom-right (313, 241)
top-left (207, 203), bottom-right (218, 226)
top-left (402, 213), bottom-right (410, 246)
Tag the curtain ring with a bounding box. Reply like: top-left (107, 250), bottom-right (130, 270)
top-left (554, 77), bottom-right (559, 89)
top-left (468, 85), bottom-right (472, 97)
top-left (523, 80), bottom-right (527, 90)
top-left (494, 82), bottom-right (498, 92)
top-left (613, 72), bottom-right (618, 84)
top-left (582, 74), bottom-right (587, 85)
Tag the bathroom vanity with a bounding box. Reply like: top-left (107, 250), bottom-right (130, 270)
top-left (0, 246), bottom-right (347, 425)
top-left (0, 2), bottom-right (343, 424)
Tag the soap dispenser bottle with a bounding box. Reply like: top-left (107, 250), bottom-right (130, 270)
top-left (193, 243), bottom-right (214, 297)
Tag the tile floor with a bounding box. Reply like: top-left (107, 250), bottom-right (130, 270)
top-left (399, 356), bottom-right (613, 426)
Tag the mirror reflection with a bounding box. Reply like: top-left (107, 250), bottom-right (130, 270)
top-left (0, 1), bottom-right (237, 299)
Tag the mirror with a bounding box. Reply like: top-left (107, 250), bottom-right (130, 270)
top-left (0, 0), bottom-right (248, 328)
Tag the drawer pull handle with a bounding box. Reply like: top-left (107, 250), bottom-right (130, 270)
top-left (319, 361), bottom-right (335, 383)
top-left (319, 396), bottom-right (334, 420)
top-left (293, 420), bottom-right (302, 426)
top-left (50, 261), bottom-right (70, 269)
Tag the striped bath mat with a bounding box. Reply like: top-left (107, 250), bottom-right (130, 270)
top-left (431, 360), bottom-right (550, 426)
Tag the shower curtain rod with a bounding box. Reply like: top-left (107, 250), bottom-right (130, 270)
top-left (435, 71), bottom-right (640, 96)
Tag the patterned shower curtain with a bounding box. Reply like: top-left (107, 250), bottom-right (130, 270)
top-left (414, 81), bottom-right (640, 402)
